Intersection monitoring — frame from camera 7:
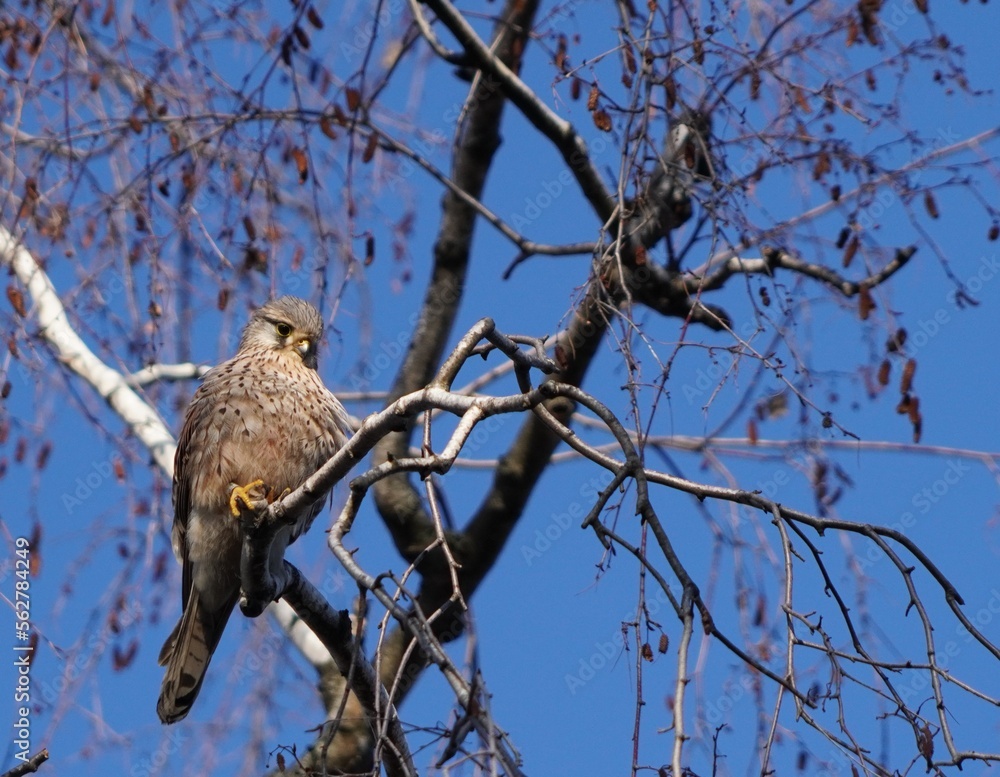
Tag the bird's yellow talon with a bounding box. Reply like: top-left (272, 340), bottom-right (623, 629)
top-left (272, 486), bottom-right (292, 502)
top-left (229, 479), bottom-right (266, 517)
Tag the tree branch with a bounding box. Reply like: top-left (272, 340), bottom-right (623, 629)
top-left (0, 225), bottom-right (176, 475)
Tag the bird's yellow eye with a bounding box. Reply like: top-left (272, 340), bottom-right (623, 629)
top-left (275, 322), bottom-right (292, 338)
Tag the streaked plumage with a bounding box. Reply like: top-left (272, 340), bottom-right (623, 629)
top-left (157, 296), bottom-right (349, 724)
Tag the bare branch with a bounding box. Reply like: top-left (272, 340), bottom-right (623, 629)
top-left (0, 225), bottom-right (176, 475)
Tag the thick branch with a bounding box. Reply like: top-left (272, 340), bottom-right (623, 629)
top-left (1, 750), bottom-right (49, 777)
top-left (696, 245), bottom-right (917, 295)
top-left (370, 0), bottom-right (543, 570)
top-left (0, 225), bottom-right (176, 475)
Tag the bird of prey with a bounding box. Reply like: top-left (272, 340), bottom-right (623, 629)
top-left (157, 296), bottom-right (350, 724)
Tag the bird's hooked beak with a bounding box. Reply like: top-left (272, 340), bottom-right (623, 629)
top-left (296, 337), bottom-right (317, 368)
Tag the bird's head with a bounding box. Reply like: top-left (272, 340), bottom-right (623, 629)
top-left (239, 296), bottom-right (325, 369)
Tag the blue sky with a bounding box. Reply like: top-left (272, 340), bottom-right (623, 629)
top-left (3, 1), bottom-right (1000, 775)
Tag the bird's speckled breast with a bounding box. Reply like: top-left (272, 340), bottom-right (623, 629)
top-left (182, 347), bottom-right (346, 519)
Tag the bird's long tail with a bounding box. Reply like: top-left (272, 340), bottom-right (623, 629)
top-left (156, 590), bottom-right (237, 724)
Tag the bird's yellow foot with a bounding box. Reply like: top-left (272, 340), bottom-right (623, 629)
top-left (268, 486), bottom-right (292, 502)
top-left (229, 479), bottom-right (267, 517)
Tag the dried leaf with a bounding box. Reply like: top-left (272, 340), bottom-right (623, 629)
top-left (842, 236), bottom-right (859, 268)
top-left (846, 15), bottom-right (860, 46)
top-left (35, 442), bottom-right (51, 470)
top-left (362, 132), bottom-right (378, 163)
top-left (859, 2), bottom-right (880, 45)
top-left (293, 25), bottom-right (310, 50)
top-left (113, 640), bottom-right (139, 671)
top-left (794, 86), bottom-right (811, 113)
top-left (244, 246), bottom-right (267, 274)
top-left (555, 35), bottom-right (568, 72)
top-left (623, 44), bottom-right (636, 74)
top-left (877, 359), bottom-right (891, 386)
top-left (900, 358), bottom-right (916, 394)
top-left (7, 285), bottom-right (26, 317)
top-left (858, 286), bottom-right (875, 320)
top-left (924, 190), bottom-right (939, 219)
top-left (16, 178), bottom-right (39, 222)
top-left (836, 227), bottom-right (850, 249)
top-left (592, 108), bottom-right (612, 132)
top-left (918, 722), bottom-right (934, 760)
top-left (306, 7), bottom-right (324, 28)
top-left (318, 115), bottom-right (337, 140)
top-left (664, 77), bottom-right (677, 109)
top-left (153, 550), bottom-right (169, 582)
top-left (345, 87), bottom-right (362, 112)
top-left (752, 595), bottom-right (768, 626)
top-left (812, 150), bottom-right (831, 181)
top-left (5, 41), bottom-right (18, 71)
top-left (291, 147), bottom-right (309, 182)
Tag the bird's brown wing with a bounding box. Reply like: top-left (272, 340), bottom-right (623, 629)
top-left (170, 382), bottom-right (203, 613)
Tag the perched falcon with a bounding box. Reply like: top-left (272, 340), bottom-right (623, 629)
top-left (157, 296), bottom-right (350, 724)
